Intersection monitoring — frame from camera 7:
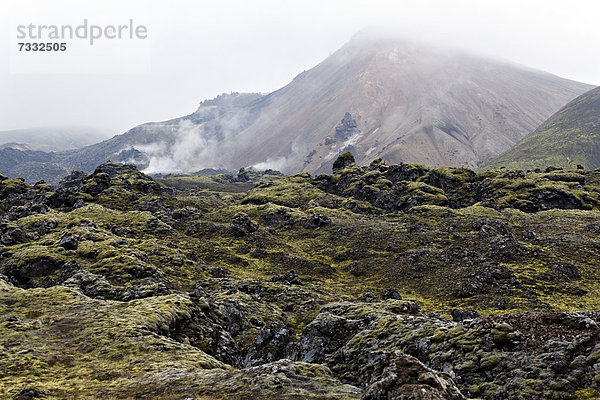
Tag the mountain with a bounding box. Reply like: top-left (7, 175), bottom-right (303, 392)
top-left (58, 92), bottom-right (266, 174)
top-left (485, 86), bottom-right (600, 170)
top-left (0, 32), bottom-right (593, 182)
top-left (207, 32), bottom-right (592, 174)
top-left (108, 30), bottom-right (590, 175)
top-left (0, 125), bottom-right (110, 152)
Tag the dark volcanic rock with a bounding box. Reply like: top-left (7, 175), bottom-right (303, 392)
top-left (208, 266), bottom-right (231, 278)
top-left (4, 257), bottom-right (60, 288)
top-left (56, 260), bottom-right (83, 283)
top-left (476, 219), bottom-right (513, 239)
top-left (381, 287), bottom-right (402, 300)
top-left (5, 202), bottom-right (48, 221)
top-left (534, 188), bottom-right (583, 210)
top-left (230, 213), bottom-right (259, 236)
top-left (13, 386), bottom-right (47, 400)
top-left (83, 172), bottom-right (111, 196)
top-left (334, 112), bottom-right (359, 141)
top-left (362, 352), bottom-right (466, 400)
top-left (453, 263), bottom-right (518, 298)
top-left (332, 151), bottom-right (356, 173)
top-left (243, 324), bottom-right (295, 367)
top-left (304, 214), bottom-right (332, 229)
top-left (0, 224), bottom-right (28, 245)
top-left (58, 234), bottom-right (79, 250)
top-left (94, 162), bottom-right (139, 178)
top-left (122, 281), bottom-right (170, 301)
top-left (357, 292), bottom-right (380, 302)
top-left (46, 187), bottom-right (78, 209)
top-left (270, 270), bottom-right (303, 285)
top-left (262, 208), bottom-right (295, 228)
top-left (58, 170), bottom-right (88, 189)
top-left (62, 271), bottom-right (119, 299)
top-left (451, 309), bottom-right (481, 322)
top-left (550, 261), bottom-right (581, 281)
top-left (292, 312), bottom-right (363, 364)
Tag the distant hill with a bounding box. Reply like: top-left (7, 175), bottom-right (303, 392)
top-left (0, 147), bottom-right (68, 183)
top-left (0, 126), bottom-right (110, 152)
top-left (485, 86), bottom-right (600, 170)
top-left (0, 143), bottom-right (33, 151)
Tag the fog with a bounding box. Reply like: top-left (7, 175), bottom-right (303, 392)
top-left (1, 0), bottom-right (599, 137)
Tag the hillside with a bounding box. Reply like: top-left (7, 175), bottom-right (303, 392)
top-left (485, 86), bottom-right (600, 170)
top-left (2, 156), bottom-right (600, 398)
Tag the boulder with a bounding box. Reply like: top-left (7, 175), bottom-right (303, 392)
top-left (270, 270), bottom-right (303, 285)
top-left (304, 214), bottom-right (332, 229)
top-left (0, 224), bottom-right (28, 245)
top-left (230, 213), bottom-right (259, 236)
top-left (451, 309), bottom-right (481, 322)
top-left (58, 234), bottom-right (79, 250)
top-left (381, 288), bottom-right (402, 300)
top-left (332, 152), bottom-right (356, 173)
top-left (362, 352), bottom-right (466, 400)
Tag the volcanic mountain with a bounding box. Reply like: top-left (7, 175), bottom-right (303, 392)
top-left (1, 32), bottom-right (593, 182)
top-left (485, 85), bottom-right (600, 170)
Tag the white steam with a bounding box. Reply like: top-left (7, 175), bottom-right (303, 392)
top-left (132, 104), bottom-right (301, 174)
top-left (139, 120), bottom-right (222, 174)
top-left (251, 138), bottom-right (305, 171)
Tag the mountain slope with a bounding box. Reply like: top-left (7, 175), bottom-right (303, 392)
top-left (61, 92), bottom-right (266, 174)
top-left (485, 86), bottom-right (600, 170)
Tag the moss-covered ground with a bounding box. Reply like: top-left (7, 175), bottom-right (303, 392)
top-left (2, 159), bottom-right (600, 398)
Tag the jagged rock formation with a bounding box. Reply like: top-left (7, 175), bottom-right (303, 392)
top-left (311, 151), bottom-right (600, 213)
top-left (333, 112), bottom-right (360, 142)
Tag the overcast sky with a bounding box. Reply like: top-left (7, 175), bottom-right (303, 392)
top-left (1, 0), bottom-right (599, 136)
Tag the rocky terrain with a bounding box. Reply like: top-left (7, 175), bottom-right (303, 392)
top-left (1, 31), bottom-right (593, 184)
top-left (2, 154), bottom-right (600, 399)
top-left (486, 86), bottom-right (600, 171)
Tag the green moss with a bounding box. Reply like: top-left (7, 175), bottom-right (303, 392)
top-left (241, 176), bottom-right (331, 208)
top-left (574, 389), bottom-right (600, 400)
top-left (0, 282), bottom-right (227, 398)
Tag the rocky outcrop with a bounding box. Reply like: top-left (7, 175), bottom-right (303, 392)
top-left (362, 352), bottom-right (465, 400)
top-left (315, 154), bottom-right (600, 213)
top-left (230, 213), bottom-right (259, 236)
top-left (334, 112), bottom-right (360, 142)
